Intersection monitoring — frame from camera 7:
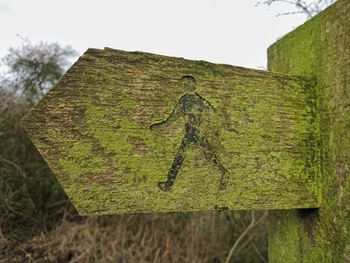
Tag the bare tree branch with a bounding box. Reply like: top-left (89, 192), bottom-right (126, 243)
top-left (225, 211), bottom-right (268, 263)
top-left (256, 0), bottom-right (336, 18)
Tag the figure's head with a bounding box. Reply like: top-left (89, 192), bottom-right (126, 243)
top-left (180, 75), bottom-right (196, 92)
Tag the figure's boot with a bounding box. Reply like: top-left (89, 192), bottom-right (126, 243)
top-left (158, 180), bottom-right (174, 192)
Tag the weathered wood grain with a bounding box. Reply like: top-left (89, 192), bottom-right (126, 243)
top-left (22, 48), bottom-right (320, 215)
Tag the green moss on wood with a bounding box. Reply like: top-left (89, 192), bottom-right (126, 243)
top-left (58, 140), bottom-right (107, 182)
top-left (22, 47), bottom-right (319, 215)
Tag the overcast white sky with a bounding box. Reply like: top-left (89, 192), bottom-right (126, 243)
top-left (0, 0), bottom-right (307, 69)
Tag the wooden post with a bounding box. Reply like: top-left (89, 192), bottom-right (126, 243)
top-left (268, 0), bottom-right (350, 261)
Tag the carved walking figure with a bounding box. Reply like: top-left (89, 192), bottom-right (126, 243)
top-left (150, 76), bottom-right (228, 192)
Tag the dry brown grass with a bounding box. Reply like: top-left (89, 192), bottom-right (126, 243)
top-left (1, 211), bottom-right (268, 263)
top-left (0, 88), bottom-right (268, 263)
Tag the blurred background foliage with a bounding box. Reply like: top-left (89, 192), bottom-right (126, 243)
top-left (0, 40), bottom-right (268, 262)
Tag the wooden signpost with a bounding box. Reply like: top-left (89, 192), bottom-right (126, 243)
top-left (22, 48), bottom-right (318, 215)
top-left (22, 0), bottom-right (349, 261)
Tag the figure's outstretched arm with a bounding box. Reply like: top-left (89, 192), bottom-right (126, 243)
top-left (205, 99), bottom-right (217, 112)
top-left (150, 99), bottom-right (183, 131)
top-left (195, 92), bottom-right (217, 112)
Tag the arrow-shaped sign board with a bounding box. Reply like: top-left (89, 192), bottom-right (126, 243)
top-left (23, 48), bottom-right (319, 215)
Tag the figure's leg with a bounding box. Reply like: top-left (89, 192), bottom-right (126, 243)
top-left (199, 138), bottom-right (228, 190)
top-left (158, 137), bottom-right (190, 192)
